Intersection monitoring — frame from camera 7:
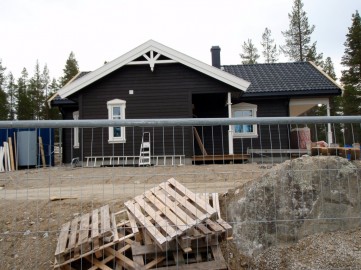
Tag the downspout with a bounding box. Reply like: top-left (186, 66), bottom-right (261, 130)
top-left (227, 92), bottom-right (234, 154)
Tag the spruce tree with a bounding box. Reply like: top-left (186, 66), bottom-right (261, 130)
top-left (28, 61), bottom-right (45, 120)
top-left (0, 59), bottom-right (9, 120)
top-left (261, 28), bottom-right (278, 63)
top-left (59, 52), bottom-right (79, 87)
top-left (240, 39), bottom-right (260, 64)
top-left (281, 0), bottom-right (315, 61)
top-left (340, 10), bottom-right (361, 143)
top-left (305, 43), bottom-right (324, 67)
top-left (7, 72), bottom-right (17, 120)
top-left (16, 68), bottom-right (32, 120)
top-left (47, 78), bottom-right (61, 120)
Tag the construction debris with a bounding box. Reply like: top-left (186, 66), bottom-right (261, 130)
top-left (54, 178), bottom-right (232, 270)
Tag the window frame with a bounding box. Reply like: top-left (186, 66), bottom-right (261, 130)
top-left (107, 99), bottom-right (126, 143)
top-left (232, 102), bottom-right (258, 138)
top-left (73, 111), bottom-right (79, 149)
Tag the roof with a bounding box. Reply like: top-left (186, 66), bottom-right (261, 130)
top-left (48, 71), bottom-right (91, 107)
top-left (222, 62), bottom-right (342, 98)
top-left (57, 40), bottom-right (250, 98)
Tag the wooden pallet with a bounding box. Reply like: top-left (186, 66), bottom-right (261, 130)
top-left (125, 178), bottom-right (217, 249)
top-left (54, 207), bottom-right (136, 268)
top-left (130, 241), bottom-right (227, 270)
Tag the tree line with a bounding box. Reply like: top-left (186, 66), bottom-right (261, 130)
top-left (0, 52), bottom-right (79, 120)
top-left (240, 0), bottom-right (360, 124)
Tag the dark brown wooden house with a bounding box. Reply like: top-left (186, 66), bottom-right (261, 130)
top-left (50, 40), bottom-right (342, 164)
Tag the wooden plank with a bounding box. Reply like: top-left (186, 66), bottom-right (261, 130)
top-left (68, 217), bottom-right (80, 250)
top-left (127, 211), bottom-right (139, 235)
top-left (159, 182), bottom-right (208, 222)
top-left (205, 219), bottom-right (224, 233)
top-left (193, 127), bottom-right (208, 156)
top-left (211, 193), bottom-right (221, 218)
top-left (85, 255), bottom-right (113, 270)
top-left (91, 209), bottom-right (100, 250)
top-left (111, 212), bottom-right (119, 242)
top-left (145, 256), bottom-right (166, 269)
top-left (132, 242), bottom-right (145, 268)
top-left (192, 154), bottom-right (249, 162)
top-left (217, 219), bottom-right (233, 239)
top-left (104, 246), bottom-right (136, 270)
top-left (38, 136), bottom-right (46, 168)
top-left (134, 195), bottom-right (179, 238)
top-left (77, 213), bottom-right (90, 253)
top-left (151, 187), bottom-right (196, 227)
top-left (55, 222), bottom-right (70, 257)
top-left (125, 200), bottom-right (168, 246)
top-left (8, 137), bottom-right (15, 171)
top-left (13, 133), bottom-right (17, 170)
top-left (167, 178), bottom-right (216, 217)
top-left (88, 244), bottom-right (131, 270)
top-left (144, 191), bottom-right (188, 231)
top-left (100, 205), bottom-right (111, 235)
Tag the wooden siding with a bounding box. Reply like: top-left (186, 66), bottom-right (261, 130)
top-left (233, 98), bottom-right (290, 153)
top-left (63, 63), bottom-right (240, 163)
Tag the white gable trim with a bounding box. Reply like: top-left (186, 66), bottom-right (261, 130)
top-left (57, 40), bottom-right (250, 98)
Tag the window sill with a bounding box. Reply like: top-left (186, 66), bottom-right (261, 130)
top-left (233, 134), bottom-right (258, 139)
top-left (73, 145), bottom-right (79, 149)
top-left (108, 139), bottom-right (126, 144)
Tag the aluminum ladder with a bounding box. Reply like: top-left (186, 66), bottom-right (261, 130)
top-left (139, 132), bottom-right (151, 166)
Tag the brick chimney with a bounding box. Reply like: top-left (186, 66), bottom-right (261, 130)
top-left (210, 46), bottom-right (221, 68)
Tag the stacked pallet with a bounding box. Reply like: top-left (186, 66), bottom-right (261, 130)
top-left (54, 178), bottom-right (232, 270)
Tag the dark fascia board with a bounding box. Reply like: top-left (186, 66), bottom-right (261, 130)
top-left (242, 89), bottom-right (342, 98)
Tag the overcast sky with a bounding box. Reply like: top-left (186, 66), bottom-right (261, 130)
top-left (0, 0), bottom-right (359, 82)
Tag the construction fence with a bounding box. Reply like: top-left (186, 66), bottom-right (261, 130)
top-left (0, 116), bottom-right (360, 270)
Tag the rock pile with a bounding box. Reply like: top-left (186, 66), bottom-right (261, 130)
top-left (227, 156), bottom-right (361, 256)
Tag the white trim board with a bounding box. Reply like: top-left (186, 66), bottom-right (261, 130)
top-left (57, 40), bottom-right (250, 98)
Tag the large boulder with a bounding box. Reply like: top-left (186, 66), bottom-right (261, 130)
top-left (227, 156), bottom-right (361, 256)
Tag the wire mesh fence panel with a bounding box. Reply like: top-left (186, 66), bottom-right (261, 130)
top-left (0, 117), bottom-right (360, 270)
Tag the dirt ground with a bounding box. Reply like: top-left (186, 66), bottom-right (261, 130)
top-left (0, 163), bottom-right (263, 270)
top-left (0, 163), bottom-right (360, 270)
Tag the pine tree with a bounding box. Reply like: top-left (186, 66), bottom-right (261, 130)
top-left (59, 52), bottom-right (79, 87)
top-left (7, 72), bottom-right (17, 120)
top-left (341, 10), bottom-right (361, 87)
top-left (46, 78), bottom-right (61, 120)
top-left (240, 39), bottom-right (260, 64)
top-left (16, 68), bottom-right (33, 120)
top-left (340, 10), bottom-right (361, 143)
top-left (281, 0), bottom-right (315, 61)
top-left (0, 59), bottom-right (9, 120)
top-left (305, 43), bottom-right (324, 67)
top-left (28, 61), bottom-right (45, 120)
top-left (261, 28), bottom-right (278, 63)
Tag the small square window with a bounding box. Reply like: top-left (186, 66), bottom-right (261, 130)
top-left (232, 103), bottom-right (258, 138)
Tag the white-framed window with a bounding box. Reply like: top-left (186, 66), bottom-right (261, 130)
top-left (73, 111), bottom-right (79, 148)
top-left (232, 102), bottom-right (258, 138)
top-left (107, 99), bottom-right (126, 143)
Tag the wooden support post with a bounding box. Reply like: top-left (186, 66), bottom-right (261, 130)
top-left (8, 137), bottom-right (15, 171)
top-left (38, 136), bottom-right (46, 168)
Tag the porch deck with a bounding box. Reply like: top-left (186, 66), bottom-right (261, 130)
top-left (192, 154), bottom-right (250, 163)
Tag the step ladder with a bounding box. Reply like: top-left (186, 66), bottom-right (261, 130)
top-left (139, 132), bottom-right (151, 166)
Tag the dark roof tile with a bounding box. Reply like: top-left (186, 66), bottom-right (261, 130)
top-left (222, 62), bottom-right (341, 97)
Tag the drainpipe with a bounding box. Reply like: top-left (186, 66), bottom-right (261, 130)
top-left (227, 92), bottom-right (234, 154)
top-left (327, 100), bottom-right (333, 144)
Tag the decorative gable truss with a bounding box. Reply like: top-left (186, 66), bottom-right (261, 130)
top-left (127, 50), bottom-right (177, 71)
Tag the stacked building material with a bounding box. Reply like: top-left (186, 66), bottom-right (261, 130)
top-left (54, 178), bottom-right (232, 270)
